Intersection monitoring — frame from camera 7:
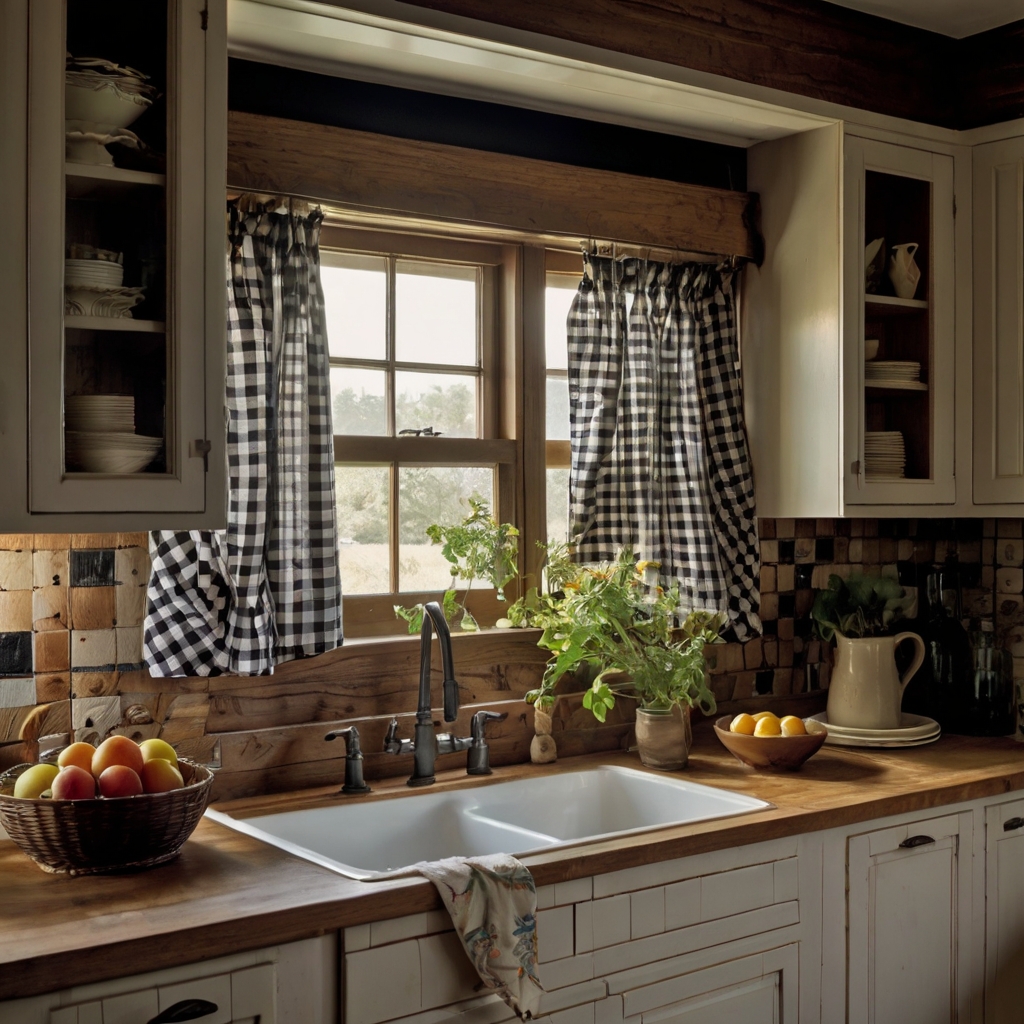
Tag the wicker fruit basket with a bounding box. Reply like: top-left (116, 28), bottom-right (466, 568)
top-left (0, 758), bottom-right (214, 875)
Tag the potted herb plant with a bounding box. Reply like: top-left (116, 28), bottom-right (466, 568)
top-left (811, 573), bottom-right (924, 730)
top-left (525, 549), bottom-right (722, 771)
top-left (395, 498), bottom-right (519, 633)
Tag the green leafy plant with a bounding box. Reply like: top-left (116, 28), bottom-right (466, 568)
top-left (810, 572), bottom-right (914, 642)
top-left (394, 497), bottom-right (520, 633)
top-left (524, 549), bottom-right (722, 722)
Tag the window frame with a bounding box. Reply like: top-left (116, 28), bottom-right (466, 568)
top-left (322, 224), bottom-right (529, 637)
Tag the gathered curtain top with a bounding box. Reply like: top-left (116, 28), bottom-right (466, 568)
top-left (582, 254), bottom-right (737, 307)
top-left (227, 194), bottom-right (323, 256)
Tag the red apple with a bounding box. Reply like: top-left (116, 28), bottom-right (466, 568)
top-left (51, 765), bottom-right (97, 800)
top-left (140, 759), bottom-right (184, 794)
top-left (92, 735), bottom-right (144, 779)
top-left (97, 764), bottom-right (143, 798)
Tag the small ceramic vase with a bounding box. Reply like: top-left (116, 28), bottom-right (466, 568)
top-left (634, 705), bottom-right (692, 771)
top-left (888, 243), bottom-right (922, 300)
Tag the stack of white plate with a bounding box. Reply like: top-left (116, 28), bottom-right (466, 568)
top-left (65, 395), bottom-right (135, 433)
top-left (65, 258), bottom-right (124, 289)
top-left (864, 360), bottom-right (926, 390)
top-left (808, 712), bottom-right (940, 748)
top-left (864, 431), bottom-right (906, 479)
top-left (65, 429), bottom-right (162, 475)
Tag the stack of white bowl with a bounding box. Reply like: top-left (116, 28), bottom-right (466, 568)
top-left (65, 396), bottom-right (162, 474)
top-left (864, 431), bottom-right (906, 480)
top-left (65, 258), bottom-right (124, 290)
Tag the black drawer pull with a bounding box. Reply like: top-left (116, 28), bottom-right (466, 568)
top-left (147, 999), bottom-right (219, 1023)
top-left (1004, 817), bottom-right (1024, 832)
top-left (899, 834), bottom-right (936, 848)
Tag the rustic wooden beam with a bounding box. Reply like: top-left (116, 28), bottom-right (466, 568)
top-left (227, 111), bottom-right (761, 260)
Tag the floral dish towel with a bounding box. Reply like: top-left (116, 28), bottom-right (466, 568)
top-left (416, 854), bottom-right (544, 1019)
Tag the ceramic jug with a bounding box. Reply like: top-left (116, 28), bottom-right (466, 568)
top-left (827, 632), bottom-right (926, 730)
top-left (888, 243), bottom-right (921, 300)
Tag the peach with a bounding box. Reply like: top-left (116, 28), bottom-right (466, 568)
top-left (140, 759), bottom-right (184, 794)
top-left (97, 764), bottom-right (143, 798)
top-left (92, 735), bottom-right (144, 779)
top-left (13, 763), bottom-right (59, 799)
top-left (51, 765), bottom-right (97, 800)
top-left (139, 738), bottom-right (178, 767)
top-left (57, 741), bottom-right (96, 773)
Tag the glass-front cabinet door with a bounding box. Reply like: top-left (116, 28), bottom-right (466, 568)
top-left (843, 135), bottom-right (956, 506)
top-left (25, 0), bottom-right (225, 520)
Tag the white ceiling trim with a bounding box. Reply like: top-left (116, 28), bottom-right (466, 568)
top-left (227, 0), bottom-right (833, 148)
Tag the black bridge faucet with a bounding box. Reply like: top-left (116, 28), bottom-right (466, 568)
top-left (383, 601), bottom-right (506, 785)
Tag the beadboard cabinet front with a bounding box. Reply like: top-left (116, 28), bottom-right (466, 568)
top-left (0, 0), bottom-right (226, 531)
top-left (973, 136), bottom-right (1024, 505)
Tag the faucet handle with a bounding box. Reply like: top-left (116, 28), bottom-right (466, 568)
top-left (324, 726), bottom-right (371, 795)
top-left (467, 710), bottom-right (507, 776)
top-left (383, 717), bottom-right (415, 756)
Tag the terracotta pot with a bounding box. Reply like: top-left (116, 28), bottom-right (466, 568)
top-left (634, 705), bottom-right (692, 771)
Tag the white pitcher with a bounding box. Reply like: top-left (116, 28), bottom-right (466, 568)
top-left (827, 633), bottom-right (926, 730)
top-left (888, 243), bottom-right (921, 300)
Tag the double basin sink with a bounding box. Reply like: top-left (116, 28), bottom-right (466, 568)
top-left (207, 766), bottom-right (771, 881)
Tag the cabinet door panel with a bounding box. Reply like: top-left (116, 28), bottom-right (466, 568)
top-left (848, 812), bottom-right (972, 1024)
top-left (973, 138), bottom-right (1024, 504)
top-left (645, 975), bottom-right (778, 1024)
top-left (985, 799), bottom-right (1024, 1023)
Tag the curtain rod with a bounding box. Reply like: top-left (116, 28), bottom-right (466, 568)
top-left (579, 240), bottom-right (739, 266)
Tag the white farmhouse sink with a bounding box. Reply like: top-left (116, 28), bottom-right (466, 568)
top-left (206, 766), bottom-right (770, 881)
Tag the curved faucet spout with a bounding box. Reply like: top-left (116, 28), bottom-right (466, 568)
top-left (419, 601), bottom-right (459, 724)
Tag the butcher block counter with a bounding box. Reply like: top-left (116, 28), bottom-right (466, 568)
top-left (2, 731), bottom-right (1023, 1001)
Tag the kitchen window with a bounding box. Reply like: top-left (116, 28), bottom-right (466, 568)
top-left (321, 226), bottom-right (519, 636)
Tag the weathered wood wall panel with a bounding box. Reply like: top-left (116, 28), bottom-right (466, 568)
top-left (226, 112), bottom-right (762, 259)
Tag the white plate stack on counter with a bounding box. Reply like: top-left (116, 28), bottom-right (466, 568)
top-left (64, 395), bottom-right (162, 474)
top-left (864, 431), bottom-right (906, 480)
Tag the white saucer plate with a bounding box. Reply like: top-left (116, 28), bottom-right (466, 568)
top-left (807, 711), bottom-right (941, 748)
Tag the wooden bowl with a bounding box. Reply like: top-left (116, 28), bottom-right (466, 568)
top-left (0, 758), bottom-right (214, 875)
top-left (714, 716), bottom-right (828, 771)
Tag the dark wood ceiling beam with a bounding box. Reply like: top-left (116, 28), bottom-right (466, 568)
top-left (227, 111), bottom-right (762, 259)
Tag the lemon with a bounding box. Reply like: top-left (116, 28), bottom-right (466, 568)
top-left (780, 715), bottom-right (807, 736)
top-left (754, 716), bottom-right (782, 737)
top-left (752, 711), bottom-right (779, 723)
top-left (730, 713), bottom-right (756, 735)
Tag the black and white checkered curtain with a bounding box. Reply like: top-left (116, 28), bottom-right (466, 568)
top-left (567, 256), bottom-right (760, 639)
top-left (143, 199), bottom-right (343, 676)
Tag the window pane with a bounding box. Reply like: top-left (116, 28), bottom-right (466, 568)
top-left (398, 466), bottom-right (494, 592)
top-left (546, 376), bottom-right (569, 440)
top-left (336, 465), bottom-right (391, 594)
top-left (396, 371), bottom-right (477, 438)
top-left (546, 467), bottom-right (570, 545)
top-left (330, 367), bottom-right (387, 436)
top-left (322, 254), bottom-right (387, 361)
top-left (395, 261), bottom-right (478, 366)
top-left (545, 275), bottom-right (579, 371)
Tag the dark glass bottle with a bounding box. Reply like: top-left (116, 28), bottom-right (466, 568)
top-left (919, 566), bottom-right (972, 731)
top-left (965, 621), bottom-right (1016, 737)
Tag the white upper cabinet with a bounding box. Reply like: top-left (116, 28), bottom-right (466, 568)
top-left (973, 137), bottom-right (1024, 505)
top-left (842, 137), bottom-right (956, 506)
top-left (0, 0), bottom-right (226, 531)
top-left (745, 125), bottom-right (961, 517)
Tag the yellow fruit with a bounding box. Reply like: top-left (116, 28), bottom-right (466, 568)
top-left (730, 713), bottom-right (756, 735)
top-left (140, 759), bottom-right (184, 794)
top-left (780, 715), bottom-right (807, 736)
top-left (752, 711), bottom-right (779, 722)
top-left (139, 738), bottom-right (178, 767)
top-left (57, 741), bottom-right (95, 773)
top-left (754, 716), bottom-right (782, 737)
top-left (13, 763), bottom-right (60, 799)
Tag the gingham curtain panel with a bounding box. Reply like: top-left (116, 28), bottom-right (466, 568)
top-left (143, 199), bottom-right (343, 676)
top-left (567, 255), bottom-right (761, 639)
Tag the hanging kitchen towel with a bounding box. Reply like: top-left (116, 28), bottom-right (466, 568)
top-left (416, 854), bottom-right (544, 1019)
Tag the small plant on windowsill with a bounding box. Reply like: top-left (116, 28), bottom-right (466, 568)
top-left (394, 497), bottom-right (520, 634)
top-left (523, 548), bottom-right (723, 770)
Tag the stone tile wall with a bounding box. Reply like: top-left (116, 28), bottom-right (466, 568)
top-left (1, 519), bottom-right (1022, 771)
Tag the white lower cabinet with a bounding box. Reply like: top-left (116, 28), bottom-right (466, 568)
top-left (0, 935), bottom-right (337, 1024)
top-left (846, 811), bottom-right (973, 1024)
top-left (343, 837), bottom-right (808, 1024)
top-left (984, 797), bottom-right (1024, 1023)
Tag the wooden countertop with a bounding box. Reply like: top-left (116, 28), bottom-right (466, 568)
top-left (2, 731), bottom-right (1023, 1001)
